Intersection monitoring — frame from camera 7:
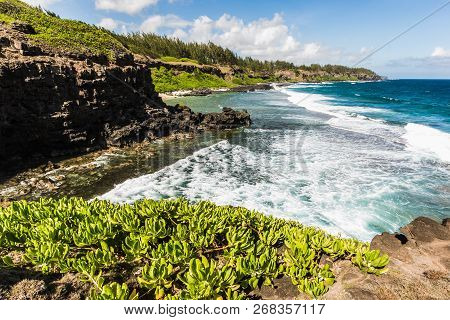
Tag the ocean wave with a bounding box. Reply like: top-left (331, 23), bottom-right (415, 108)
top-left (403, 123), bottom-right (450, 163)
top-left (275, 87), bottom-right (402, 141)
top-left (98, 139), bottom-right (380, 240)
top-left (276, 86), bottom-right (450, 163)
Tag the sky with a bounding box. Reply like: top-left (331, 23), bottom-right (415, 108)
top-left (23, 0), bottom-right (450, 78)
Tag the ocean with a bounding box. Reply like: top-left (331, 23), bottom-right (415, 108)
top-left (101, 80), bottom-right (450, 241)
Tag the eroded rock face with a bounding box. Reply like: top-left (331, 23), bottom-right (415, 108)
top-left (0, 25), bottom-right (250, 172)
top-left (325, 217), bottom-right (450, 300)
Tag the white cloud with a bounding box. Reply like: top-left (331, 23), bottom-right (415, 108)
top-left (98, 18), bottom-right (118, 31)
top-left (431, 46), bottom-right (450, 58)
top-left (22, 0), bottom-right (60, 7)
top-left (95, 0), bottom-right (159, 15)
top-left (96, 17), bottom-right (137, 34)
top-left (139, 13), bottom-right (339, 64)
top-left (141, 14), bottom-right (191, 33)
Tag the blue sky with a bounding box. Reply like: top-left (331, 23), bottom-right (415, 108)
top-left (25, 0), bottom-right (450, 78)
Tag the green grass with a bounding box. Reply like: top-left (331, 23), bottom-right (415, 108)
top-left (0, 0), bottom-right (127, 60)
top-left (152, 66), bottom-right (235, 92)
top-left (160, 56), bottom-right (200, 65)
top-left (151, 66), bottom-right (279, 92)
top-left (0, 197), bottom-right (389, 300)
top-left (0, 12), bottom-right (14, 23)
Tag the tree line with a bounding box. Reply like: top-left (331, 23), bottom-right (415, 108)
top-left (114, 33), bottom-right (376, 77)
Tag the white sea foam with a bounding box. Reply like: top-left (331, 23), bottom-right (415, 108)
top-left (99, 129), bottom-right (445, 242)
top-left (403, 123), bottom-right (450, 163)
top-left (276, 86), bottom-right (403, 142)
top-left (275, 85), bottom-right (450, 164)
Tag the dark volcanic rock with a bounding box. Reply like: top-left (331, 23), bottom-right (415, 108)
top-left (229, 83), bottom-right (273, 92)
top-left (0, 25), bottom-right (251, 173)
top-left (10, 22), bottom-right (36, 35)
top-left (200, 107), bottom-right (251, 130)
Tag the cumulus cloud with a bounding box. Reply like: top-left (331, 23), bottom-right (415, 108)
top-left (98, 18), bottom-right (118, 31)
top-left (141, 14), bottom-right (191, 33)
top-left (97, 17), bottom-right (137, 34)
top-left (139, 13), bottom-right (338, 64)
top-left (22, 0), bottom-right (60, 7)
top-left (95, 0), bottom-right (159, 15)
top-left (431, 46), bottom-right (450, 58)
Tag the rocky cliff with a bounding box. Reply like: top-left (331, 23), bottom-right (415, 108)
top-left (0, 23), bottom-right (250, 173)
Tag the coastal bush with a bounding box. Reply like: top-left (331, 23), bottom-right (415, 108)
top-left (160, 56), bottom-right (200, 65)
top-left (0, 197), bottom-right (389, 300)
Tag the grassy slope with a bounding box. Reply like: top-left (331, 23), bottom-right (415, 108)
top-left (0, 0), bottom-right (126, 59)
top-left (152, 66), bottom-right (234, 92)
top-left (0, 197), bottom-right (389, 300)
top-left (151, 66), bottom-right (276, 92)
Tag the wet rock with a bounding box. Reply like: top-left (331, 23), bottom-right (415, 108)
top-left (200, 108), bottom-right (251, 130)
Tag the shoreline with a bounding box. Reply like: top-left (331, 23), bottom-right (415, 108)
top-left (159, 82), bottom-right (290, 100)
top-left (158, 80), bottom-right (385, 100)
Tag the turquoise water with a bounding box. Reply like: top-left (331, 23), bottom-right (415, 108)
top-left (101, 80), bottom-right (450, 241)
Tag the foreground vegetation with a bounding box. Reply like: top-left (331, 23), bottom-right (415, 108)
top-left (0, 197), bottom-right (389, 300)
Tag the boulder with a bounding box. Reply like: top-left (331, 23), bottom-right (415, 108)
top-left (11, 22), bottom-right (36, 35)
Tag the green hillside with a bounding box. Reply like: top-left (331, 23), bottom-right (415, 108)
top-left (0, 0), bottom-right (126, 59)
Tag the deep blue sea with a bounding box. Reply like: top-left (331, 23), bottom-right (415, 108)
top-left (101, 80), bottom-right (450, 241)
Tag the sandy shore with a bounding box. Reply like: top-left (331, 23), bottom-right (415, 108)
top-left (159, 82), bottom-right (290, 101)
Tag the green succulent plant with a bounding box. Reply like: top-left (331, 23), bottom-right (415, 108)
top-left (0, 197), bottom-right (390, 300)
top-left (151, 240), bottom-right (193, 265)
top-left (0, 255), bottom-right (14, 267)
top-left (178, 257), bottom-right (239, 300)
top-left (23, 240), bottom-right (69, 273)
top-left (236, 248), bottom-right (283, 289)
top-left (352, 248), bottom-right (389, 275)
top-left (90, 281), bottom-right (138, 300)
top-left (122, 234), bottom-right (150, 261)
top-left (138, 258), bottom-right (175, 299)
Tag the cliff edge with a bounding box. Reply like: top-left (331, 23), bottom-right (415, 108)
top-left (0, 22), bottom-right (250, 172)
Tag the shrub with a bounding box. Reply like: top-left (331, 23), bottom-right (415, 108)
top-left (0, 197), bottom-right (389, 300)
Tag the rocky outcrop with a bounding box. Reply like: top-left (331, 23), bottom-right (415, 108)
top-left (0, 24), bottom-right (250, 173)
top-left (324, 217), bottom-right (450, 300)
